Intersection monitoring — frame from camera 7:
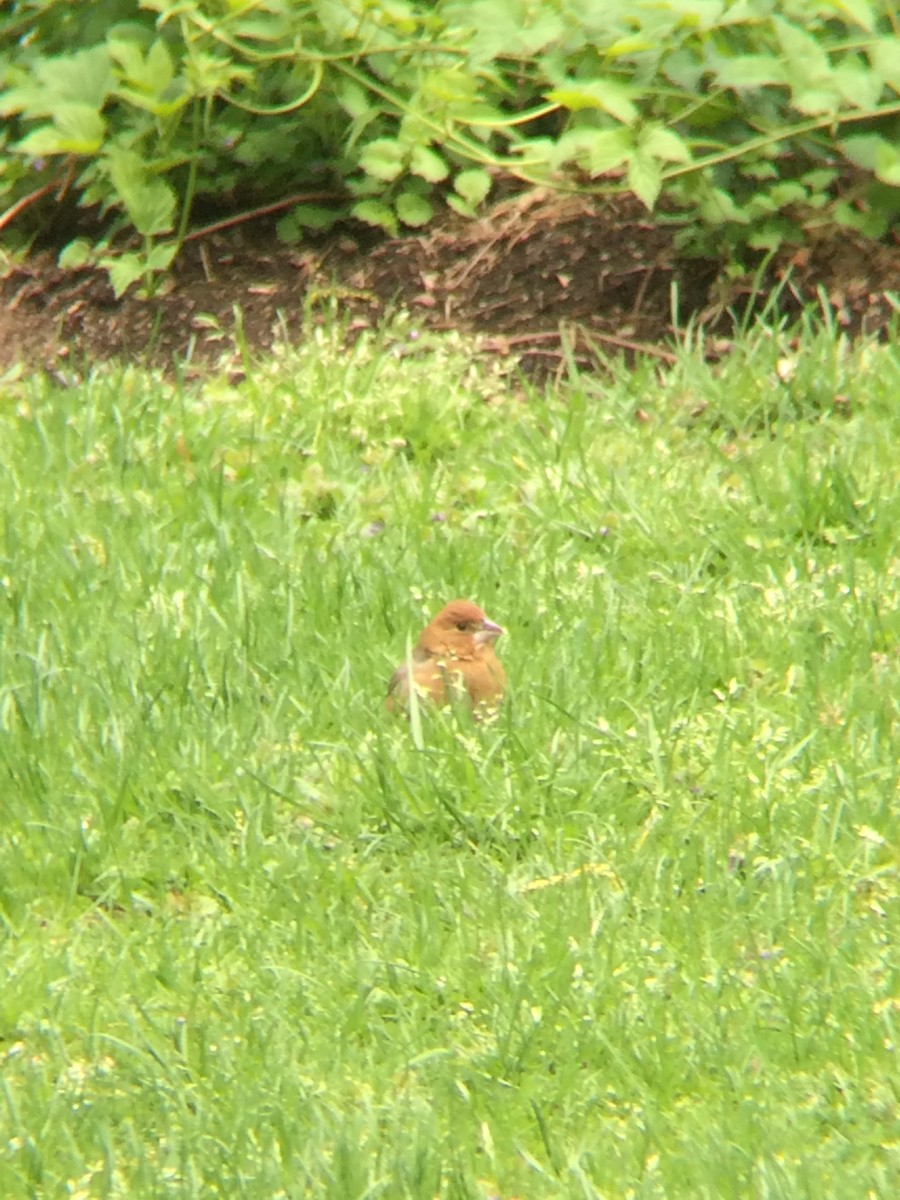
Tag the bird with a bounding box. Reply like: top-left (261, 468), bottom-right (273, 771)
top-left (386, 599), bottom-right (506, 716)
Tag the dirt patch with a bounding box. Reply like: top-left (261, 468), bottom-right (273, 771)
top-left (2, 189), bottom-right (897, 377)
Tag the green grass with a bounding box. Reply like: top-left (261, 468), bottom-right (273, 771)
top-left (1, 314), bottom-right (898, 1198)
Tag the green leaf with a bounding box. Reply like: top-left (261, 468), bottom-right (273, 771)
top-left (671, 0), bottom-right (724, 30)
top-left (546, 79), bottom-right (638, 125)
top-left (109, 38), bottom-right (186, 116)
top-left (352, 199), bottom-right (398, 234)
top-left (840, 133), bottom-right (884, 170)
top-left (54, 104), bottom-right (105, 152)
top-left (698, 187), bottom-right (748, 225)
top-left (466, 0), bottom-right (564, 61)
top-left (107, 39), bottom-right (147, 83)
top-left (510, 137), bottom-right (556, 178)
top-left (145, 243), bottom-right (177, 272)
top-left (446, 194), bottom-right (475, 218)
top-left (104, 146), bottom-right (142, 195)
top-left (773, 19), bottom-right (831, 82)
top-left (0, 84), bottom-right (49, 118)
top-left (40, 46), bottom-right (112, 110)
top-left (663, 49), bottom-right (705, 90)
top-left (337, 81), bottom-right (370, 119)
top-left (225, 12), bottom-right (293, 41)
top-left (747, 222), bottom-right (788, 251)
top-left (277, 204), bottom-right (341, 243)
top-left (396, 192), bottom-right (433, 227)
top-left (832, 0), bottom-right (875, 30)
top-left (359, 138), bottom-right (405, 182)
top-left (606, 35), bottom-right (656, 58)
top-left (102, 252), bottom-right (145, 298)
top-left (105, 148), bottom-right (176, 236)
top-left (768, 182), bottom-right (808, 207)
top-left (716, 54), bottom-right (785, 90)
top-left (833, 199), bottom-right (888, 237)
top-left (399, 113), bottom-right (433, 146)
top-left (409, 144), bottom-right (449, 183)
top-left (276, 213), bottom-right (303, 244)
top-left (832, 61), bottom-right (884, 110)
top-left (129, 179), bottom-right (177, 236)
top-left (186, 51), bottom-right (253, 97)
top-left (627, 152), bottom-right (662, 209)
top-left (1, 48), bottom-right (111, 119)
top-left (548, 129), bottom-right (594, 169)
top-left (791, 86), bottom-right (841, 116)
top-left (869, 37), bottom-right (900, 88)
top-left (452, 101), bottom-right (506, 128)
top-left (58, 239), bottom-right (94, 269)
top-left (800, 168), bottom-right (837, 190)
top-left (874, 141), bottom-right (900, 186)
top-left (454, 168), bottom-right (492, 206)
top-left (422, 68), bottom-right (479, 106)
top-left (107, 20), bottom-right (155, 48)
top-left (15, 103), bottom-right (105, 156)
top-left (15, 125), bottom-right (70, 157)
top-left (146, 41), bottom-right (175, 92)
top-left (517, 11), bottom-right (566, 54)
top-left (639, 124), bottom-right (690, 164)
top-left (740, 161), bottom-right (779, 181)
top-left (747, 191), bottom-right (780, 217)
top-left (292, 204), bottom-right (340, 230)
top-left (585, 128), bottom-right (633, 176)
top-left (114, 84), bottom-right (189, 119)
top-left (108, 38), bottom-right (172, 92)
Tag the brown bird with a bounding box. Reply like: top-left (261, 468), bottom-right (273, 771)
top-left (386, 599), bottom-right (507, 716)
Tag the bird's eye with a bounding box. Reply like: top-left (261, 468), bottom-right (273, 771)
top-left (456, 621), bottom-right (468, 632)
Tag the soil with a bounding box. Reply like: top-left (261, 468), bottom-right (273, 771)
top-left (2, 189), bottom-right (898, 378)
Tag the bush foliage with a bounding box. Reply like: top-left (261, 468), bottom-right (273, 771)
top-left (2, 0), bottom-right (899, 293)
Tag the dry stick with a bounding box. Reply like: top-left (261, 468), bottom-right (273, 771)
top-left (181, 191), bottom-right (347, 243)
top-left (629, 262), bottom-right (657, 323)
top-left (481, 328), bottom-right (679, 363)
top-left (0, 183), bottom-right (57, 232)
top-left (0, 160), bottom-right (75, 232)
top-left (519, 349), bottom-right (594, 364)
top-left (579, 328), bottom-right (679, 364)
top-left (199, 242), bottom-right (214, 283)
top-left (478, 330), bottom-right (565, 344)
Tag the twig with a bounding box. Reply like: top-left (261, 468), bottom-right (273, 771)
top-left (0, 160), bottom-right (75, 232)
top-left (579, 327), bottom-right (679, 363)
top-left (481, 327), bottom-right (679, 363)
top-left (181, 191), bottom-right (346, 243)
top-left (480, 330), bottom-right (566, 347)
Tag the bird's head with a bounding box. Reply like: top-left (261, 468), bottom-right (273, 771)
top-left (419, 599), bottom-right (504, 659)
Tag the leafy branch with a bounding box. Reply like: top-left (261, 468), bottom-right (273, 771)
top-left (1, 0), bottom-right (898, 293)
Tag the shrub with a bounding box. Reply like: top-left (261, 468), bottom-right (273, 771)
top-left (2, 0), bottom-right (899, 294)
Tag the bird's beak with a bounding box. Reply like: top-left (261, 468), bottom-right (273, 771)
top-left (475, 617), bottom-right (504, 645)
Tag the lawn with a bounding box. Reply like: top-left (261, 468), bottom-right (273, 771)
top-left (1, 314), bottom-right (898, 1198)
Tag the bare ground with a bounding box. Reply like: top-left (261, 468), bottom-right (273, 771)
top-left (2, 189), bottom-right (898, 378)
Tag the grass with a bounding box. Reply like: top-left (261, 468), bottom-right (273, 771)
top-left (1, 311), bottom-right (898, 1198)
